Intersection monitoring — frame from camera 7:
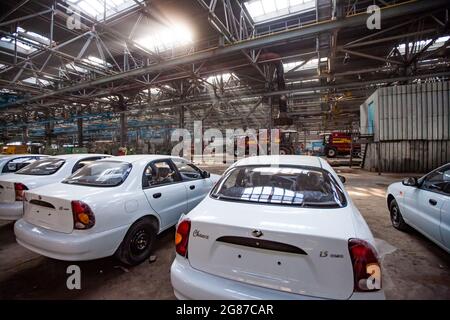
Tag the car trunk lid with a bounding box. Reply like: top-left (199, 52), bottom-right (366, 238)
top-left (187, 199), bottom-right (356, 300)
top-left (0, 181), bottom-right (15, 203)
top-left (23, 191), bottom-right (74, 234)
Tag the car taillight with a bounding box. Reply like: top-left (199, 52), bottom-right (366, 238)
top-left (175, 220), bottom-right (191, 257)
top-left (348, 239), bottom-right (382, 292)
top-left (14, 183), bottom-right (28, 201)
top-left (71, 200), bottom-right (95, 230)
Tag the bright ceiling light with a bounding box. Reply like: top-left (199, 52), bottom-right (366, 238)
top-left (135, 23), bottom-right (193, 53)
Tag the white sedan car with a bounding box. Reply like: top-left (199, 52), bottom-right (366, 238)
top-left (171, 155), bottom-right (385, 300)
top-left (0, 154), bottom-right (109, 220)
top-left (15, 155), bottom-right (221, 265)
top-left (387, 163), bottom-right (450, 253)
top-left (0, 154), bottom-right (48, 174)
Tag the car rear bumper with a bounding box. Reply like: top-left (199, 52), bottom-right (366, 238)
top-left (14, 219), bottom-right (129, 261)
top-left (0, 202), bottom-right (23, 220)
top-left (171, 257), bottom-right (385, 300)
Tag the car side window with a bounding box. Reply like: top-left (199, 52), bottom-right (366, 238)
top-left (422, 166), bottom-right (450, 196)
top-left (172, 159), bottom-right (203, 181)
top-left (142, 160), bottom-right (180, 188)
top-left (72, 157), bottom-right (107, 173)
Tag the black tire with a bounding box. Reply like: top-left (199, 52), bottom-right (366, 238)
top-left (326, 147), bottom-right (337, 158)
top-left (115, 218), bottom-right (157, 266)
top-left (279, 147), bottom-right (290, 155)
top-left (389, 199), bottom-right (409, 231)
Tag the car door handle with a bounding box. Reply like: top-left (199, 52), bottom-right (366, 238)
top-left (153, 193), bottom-right (162, 199)
top-left (429, 199), bottom-right (437, 206)
top-left (189, 185), bottom-right (195, 190)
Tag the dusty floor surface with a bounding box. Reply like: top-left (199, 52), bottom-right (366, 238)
top-left (0, 166), bottom-right (449, 299)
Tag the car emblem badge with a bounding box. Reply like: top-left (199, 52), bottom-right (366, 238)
top-left (251, 229), bottom-right (263, 238)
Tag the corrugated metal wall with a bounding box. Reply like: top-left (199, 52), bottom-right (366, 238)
top-left (364, 140), bottom-right (450, 173)
top-left (362, 81), bottom-right (450, 173)
top-left (378, 82), bottom-right (450, 141)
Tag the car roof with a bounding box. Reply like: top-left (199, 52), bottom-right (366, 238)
top-left (48, 154), bottom-right (110, 160)
top-left (98, 154), bottom-right (180, 164)
top-left (0, 154), bottom-right (47, 159)
top-left (233, 155), bottom-right (324, 169)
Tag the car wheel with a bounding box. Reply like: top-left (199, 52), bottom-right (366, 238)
top-left (115, 218), bottom-right (157, 266)
top-left (389, 199), bottom-right (409, 231)
top-left (326, 148), bottom-right (337, 158)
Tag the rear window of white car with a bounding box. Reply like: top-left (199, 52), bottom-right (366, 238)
top-left (16, 158), bottom-right (65, 175)
top-left (211, 165), bottom-right (347, 208)
top-left (62, 161), bottom-right (132, 187)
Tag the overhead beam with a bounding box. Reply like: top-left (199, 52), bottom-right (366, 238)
top-left (2, 0), bottom-right (448, 108)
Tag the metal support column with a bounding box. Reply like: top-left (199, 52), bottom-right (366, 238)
top-left (77, 117), bottom-right (83, 147)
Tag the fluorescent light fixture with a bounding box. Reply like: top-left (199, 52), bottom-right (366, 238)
top-left (65, 0), bottom-right (141, 21)
top-left (244, 0), bottom-right (315, 24)
top-left (135, 23), bottom-right (193, 53)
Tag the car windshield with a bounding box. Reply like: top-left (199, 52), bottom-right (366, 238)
top-left (16, 158), bottom-right (65, 175)
top-left (63, 161), bottom-right (132, 187)
top-left (211, 165), bottom-right (346, 208)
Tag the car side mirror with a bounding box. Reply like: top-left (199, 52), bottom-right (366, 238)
top-left (402, 177), bottom-right (418, 187)
top-left (202, 171), bottom-right (210, 178)
top-left (338, 175), bottom-right (346, 184)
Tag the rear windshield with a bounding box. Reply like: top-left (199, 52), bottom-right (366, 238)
top-left (62, 161), bottom-right (132, 187)
top-left (16, 158), bottom-right (65, 176)
top-left (211, 165), bottom-right (347, 208)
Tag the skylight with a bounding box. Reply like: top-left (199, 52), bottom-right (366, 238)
top-left (244, 0), bottom-right (315, 24)
top-left (206, 73), bottom-right (237, 85)
top-left (22, 77), bottom-right (53, 87)
top-left (284, 58), bottom-right (327, 72)
top-left (142, 88), bottom-right (162, 95)
top-left (395, 36), bottom-right (450, 55)
top-left (135, 23), bottom-right (193, 53)
top-left (82, 56), bottom-right (112, 69)
top-left (65, 0), bottom-right (141, 21)
top-left (64, 62), bottom-right (88, 74)
top-left (0, 26), bottom-right (54, 55)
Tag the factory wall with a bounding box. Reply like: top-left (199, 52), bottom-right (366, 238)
top-left (361, 81), bottom-right (450, 173)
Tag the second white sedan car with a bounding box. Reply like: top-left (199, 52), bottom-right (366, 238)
top-left (171, 155), bottom-right (385, 300)
top-left (387, 163), bottom-right (450, 253)
top-left (0, 154), bottom-right (109, 220)
top-left (14, 155), bottom-right (220, 265)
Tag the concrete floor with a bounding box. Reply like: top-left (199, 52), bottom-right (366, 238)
top-left (0, 167), bottom-right (449, 299)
